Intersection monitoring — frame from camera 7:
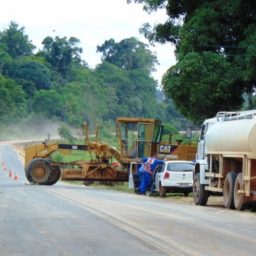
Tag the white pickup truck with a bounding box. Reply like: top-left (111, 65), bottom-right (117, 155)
top-left (151, 160), bottom-right (194, 197)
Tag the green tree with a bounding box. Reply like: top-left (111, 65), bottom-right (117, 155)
top-left (58, 124), bottom-right (75, 143)
top-left (163, 52), bottom-right (242, 122)
top-left (40, 36), bottom-right (83, 78)
top-left (97, 37), bottom-right (158, 73)
top-left (96, 62), bottom-right (135, 118)
top-left (96, 38), bottom-right (160, 118)
top-left (0, 48), bottom-right (11, 75)
top-left (127, 68), bottom-right (159, 117)
top-left (0, 21), bottom-right (183, 128)
top-left (0, 21), bottom-right (35, 58)
top-left (95, 61), bottom-right (157, 118)
top-left (31, 89), bottom-right (63, 119)
top-left (9, 58), bottom-right (52, 93)
top-left (128, 0), bottom-right (256, 123)
top-left (0, 76), bottom-right (27, 122)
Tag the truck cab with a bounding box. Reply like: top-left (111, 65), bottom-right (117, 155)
top-left (116, 117), bottom-right (163, 162)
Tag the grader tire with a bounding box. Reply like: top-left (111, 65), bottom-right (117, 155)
top-left (26, 158), bottom-right (51, 185)
top-left (234, 173), bottom-right (247, 211)
top-left (47, 166), bottom-right (61, 185)
top-left (25, 165), bottom-right (33, 182)
top-left (84, 180), bottom-right (94, 186)
top-left (223, 171), bottom-right (237, 209)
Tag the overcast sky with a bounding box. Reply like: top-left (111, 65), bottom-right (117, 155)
top-left (0, 0), bottom-right (176, 83)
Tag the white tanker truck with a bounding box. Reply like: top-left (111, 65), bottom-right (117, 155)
top-left (193, 110), bottom-right (256, 210)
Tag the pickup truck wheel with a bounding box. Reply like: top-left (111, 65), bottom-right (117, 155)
top-left (223, 171), bottom-right (237, 209)
top-left (193, 173), bottom-right (209, 206)
top-left (159, 183), bottom-right (166, 197)
top-left (27, 158), bottom-right (51, 185)
top-left (234, 173), bottom-right (247, 210)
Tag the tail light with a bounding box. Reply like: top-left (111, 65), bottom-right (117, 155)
top-left (164, 172), bottom-right (170, 179)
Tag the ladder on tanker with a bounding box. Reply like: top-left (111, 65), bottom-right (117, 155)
top-left (216, 110), bottom-right (256, 121)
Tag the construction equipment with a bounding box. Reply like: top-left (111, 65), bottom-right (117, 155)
top-left (193, 110), bottom-right (256, 210)
top-left (25, 117), bottom-right (197, 186)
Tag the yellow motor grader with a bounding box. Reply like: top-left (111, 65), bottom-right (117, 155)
top-left (24, 117), bottom-right (197, 186)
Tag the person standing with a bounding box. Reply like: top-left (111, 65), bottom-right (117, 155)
top-left (139, 153), bottom-right (163, 194)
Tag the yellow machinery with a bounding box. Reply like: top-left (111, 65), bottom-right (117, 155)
top-left (25, 117), bottom-right (197, 185)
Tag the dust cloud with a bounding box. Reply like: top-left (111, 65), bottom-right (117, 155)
top-left (0, 116), bottom-right (62, 142)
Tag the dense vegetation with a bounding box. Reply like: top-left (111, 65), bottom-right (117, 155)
top-left (129, 0), bottom-right (256, 123)
top-left (0, 21), bottom-right (189, 137)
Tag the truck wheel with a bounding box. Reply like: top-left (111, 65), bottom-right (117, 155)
top-left (223, 171), bottom-right (237, 209)
top-left (193, 173), bottom-right (209, 206)
top-left (234, 173), bottom-right (247, 210)
top-left (27, 158), bottom-right (51, 185)
top-left (47, 166), bottom-right (61, 185)
top-left (159, 183), bottom-right (166, 197)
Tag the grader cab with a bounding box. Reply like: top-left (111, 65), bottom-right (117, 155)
top-left (24, 117), bottom-right (163, 185)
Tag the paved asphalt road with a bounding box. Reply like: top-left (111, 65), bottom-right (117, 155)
top-left (0, 144), bottom-right (256, 256)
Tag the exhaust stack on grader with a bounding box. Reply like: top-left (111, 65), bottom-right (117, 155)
top-left (24, 117), bottom-right (196, 186)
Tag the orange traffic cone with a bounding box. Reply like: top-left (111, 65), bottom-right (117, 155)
top-left (9, 170), bottom-right (13, 178)
top-left (14, 172), bottom-right (19, 181)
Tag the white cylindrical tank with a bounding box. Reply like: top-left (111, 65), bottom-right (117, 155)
top-left (205, 118), bottom-right (256, 154)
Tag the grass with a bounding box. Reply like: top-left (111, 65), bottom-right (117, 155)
top-left (64, 180), bottom-right (135, 193)
top-left (51, 150), bottom-right (91, 162)
top-left (64, 179), bottom-right (193, 198)
top-left (92, 182), bottom-right (134, 193)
